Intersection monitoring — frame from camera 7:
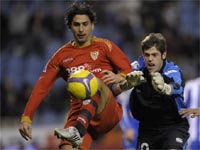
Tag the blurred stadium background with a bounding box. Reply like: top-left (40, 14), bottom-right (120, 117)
top-left (1, 0), bottom-right (199, 149)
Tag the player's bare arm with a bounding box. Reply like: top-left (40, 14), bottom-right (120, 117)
top-left (100, 70), bottom-right (146, 97)
top-left (179, 108), bottom-right (200, 118)
top-left (100, 70), bottom-right (125, 84)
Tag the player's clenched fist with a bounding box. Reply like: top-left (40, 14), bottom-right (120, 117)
top-left (151, 72), bottom-right (172, 95)
top-left (126, 71), bottom-right (144, 87)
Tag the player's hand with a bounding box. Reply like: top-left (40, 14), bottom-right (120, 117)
top-left (101, 70), bottom-right (124, 85)
top-left (151, 72), bottom-right (172, 95)
top-left (126, 71), bottom-right (144, 87)
top-left (179, 108), bottom-right (200, 118)
top-left (125, 128), bottom-right (135, 142)
top-left (19, 117), bottom-right (32, 141)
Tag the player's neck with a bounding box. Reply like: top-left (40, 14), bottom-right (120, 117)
top-left (73, 36), bottom-right (94, 48)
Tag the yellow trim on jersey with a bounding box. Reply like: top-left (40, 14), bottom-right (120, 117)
top-left (119, 73), bottom-right (126, 79)
top-left (93, 37), bottom-right (112, 51)
top-left (21, 116), bottom-right (32, 123)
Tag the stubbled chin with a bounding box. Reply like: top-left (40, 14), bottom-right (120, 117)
top-left (77, 37), bottom-right (85, 41)
top-left (147, 67), bottom-right (156, 73)
top-left (77, 39), bottom-right (86, 44)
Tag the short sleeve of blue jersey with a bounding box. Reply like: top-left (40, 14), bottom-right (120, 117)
top-left (163, 61), bottom-right (184, 95)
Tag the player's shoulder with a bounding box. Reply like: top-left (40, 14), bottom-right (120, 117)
top-left (131, 56), bottom-right (145, 70)
top-left (59, 41), bottom-right (72, 51)
top-left (164, 60), bottom-right (181, 73)
top-left (47, 42), bottom-right (72, 61)
top-left (53, 42), bottom-right (72, 54)
top-left (93, 36), bottom-right (113, 44)
top-left (93, 37), bottom-right (113, 50)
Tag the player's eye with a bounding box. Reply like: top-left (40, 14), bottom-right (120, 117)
top-left (83, 22), bottom-right (89, 26)
top-left (73, 22), bottom-right (80, 27)
top-left (152, 53), bottom-right (159, 57)
top-left (144, 53), bottom-right (150, 57)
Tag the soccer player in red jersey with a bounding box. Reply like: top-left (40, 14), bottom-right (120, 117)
top-left (19, 2), bottom-right (133, 149)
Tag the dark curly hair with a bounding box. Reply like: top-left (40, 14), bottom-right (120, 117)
top-left (64, 1), bottom-right (97, 28)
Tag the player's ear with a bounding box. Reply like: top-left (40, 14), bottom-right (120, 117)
top-left (162, 52), bottom-right (167, 60)
top-left (92, 23), bottom-right (94, 31)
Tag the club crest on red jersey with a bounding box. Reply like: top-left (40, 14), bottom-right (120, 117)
top-left (90, 51), bottom-right (99, 60)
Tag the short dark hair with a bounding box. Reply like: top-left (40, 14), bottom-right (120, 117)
top-left (64, 2), bottom-right (97, 28)
top-left (141, 33), bottom-right (167, 54)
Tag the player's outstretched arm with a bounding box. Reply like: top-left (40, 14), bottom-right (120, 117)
top-left (104, 70), bottom-right (144, 96)
top-left (179, 108), bottom-right (200, 118)
top-left (19, 116), bottom-right (32, 141)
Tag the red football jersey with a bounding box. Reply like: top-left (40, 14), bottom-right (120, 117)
top-left (23, 37), bottom-right (132, 120)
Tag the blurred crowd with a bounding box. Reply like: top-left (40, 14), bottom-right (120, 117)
top-left (0, 0), bottom-right (199, 149)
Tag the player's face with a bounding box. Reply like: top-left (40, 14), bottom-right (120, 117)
top-left (70, 15), bottom-right (94, 46)
top-left (143, 47), bottom-right (166, 73)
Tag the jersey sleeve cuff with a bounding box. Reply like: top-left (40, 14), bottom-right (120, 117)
top-left (21, 116), bottom-right (32, 123)
top-left (118, 73), bottom-right (126, 79)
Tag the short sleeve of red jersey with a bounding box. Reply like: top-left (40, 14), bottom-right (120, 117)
top-left (104, 39), bottom-right (133, 75)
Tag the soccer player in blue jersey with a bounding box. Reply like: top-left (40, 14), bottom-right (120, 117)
top-left (180, 77), bottom-right (200, 150)
top-left (124, 33), bottom-right (190, 149)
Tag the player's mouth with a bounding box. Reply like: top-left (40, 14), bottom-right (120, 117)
top-left (77, 34), bottom-right (86, 39)
top-left (148, 63), bottom-right (155, 67)
top-left (147, 63), bottom-right (156, 71)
